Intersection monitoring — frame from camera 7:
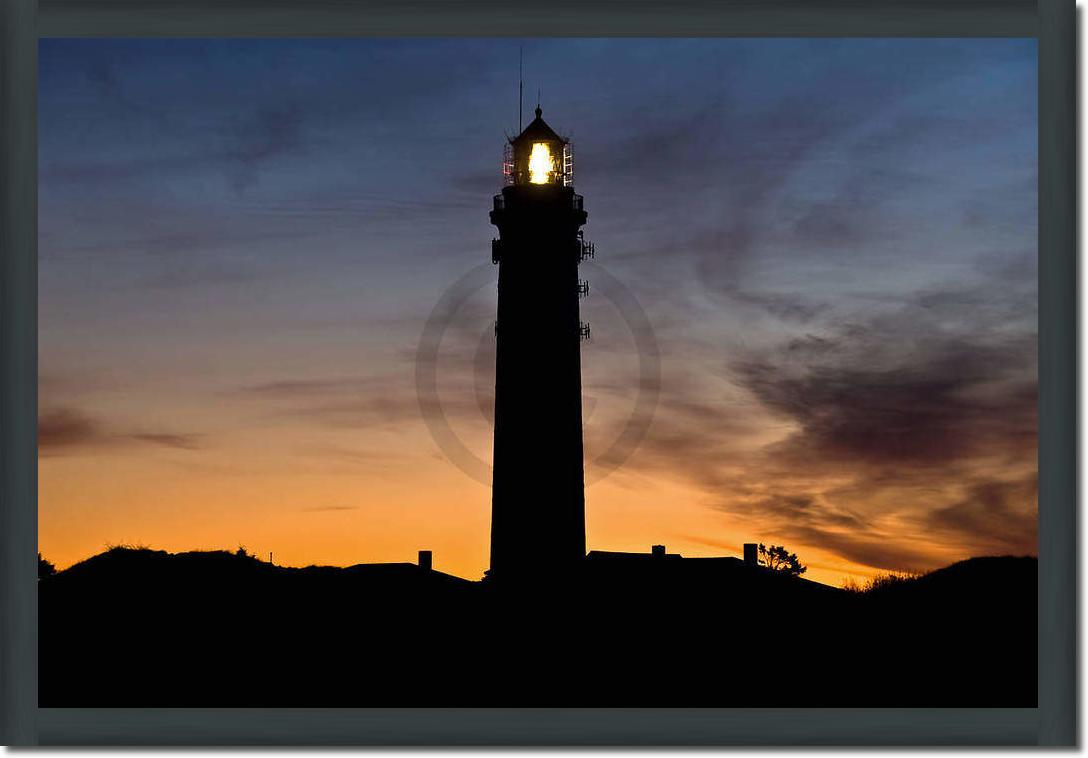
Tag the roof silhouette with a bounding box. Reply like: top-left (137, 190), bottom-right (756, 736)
top-left (510, 105), bottom-right (566, 147)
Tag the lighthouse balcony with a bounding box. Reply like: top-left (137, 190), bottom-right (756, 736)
top-left (492, 186), bottom-right (582, 211)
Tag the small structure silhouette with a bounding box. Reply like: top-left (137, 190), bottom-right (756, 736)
top-left (744, 543), bottom-right (758, 566)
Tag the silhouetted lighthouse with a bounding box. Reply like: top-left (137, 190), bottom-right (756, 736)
top-left (488, 106), bottom-right (593, 582)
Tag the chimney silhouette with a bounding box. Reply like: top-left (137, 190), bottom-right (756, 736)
top-left (418, 550), bottom-right (432, 571)
top-left (744, 543), bottom-right (758, 566)
top-left (488, 106), bottom-right (589, 583)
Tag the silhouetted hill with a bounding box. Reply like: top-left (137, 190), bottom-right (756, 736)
top-left (62, 546), bottom-right (273, 581)
top-left (60, 546), bottom-right (472, 591)
top-left (862, 555), bottom-right (1036, 599)
top-left (39, 548), bottom-right (1035, 707)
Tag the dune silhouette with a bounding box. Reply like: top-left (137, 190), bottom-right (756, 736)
top-left (39, 546), bottom-right (1035, 707)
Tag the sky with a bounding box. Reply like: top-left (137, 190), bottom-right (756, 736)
top-left (38, 38), bottom-right (1037, 586)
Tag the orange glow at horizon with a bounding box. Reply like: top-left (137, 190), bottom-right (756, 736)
top-left (36, 272), bottom-right (1037, 590)
top-left (38, 411), bottom-right (1014, 589)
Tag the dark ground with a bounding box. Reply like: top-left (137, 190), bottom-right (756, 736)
top-left (39, 548), bottom-right (1036, 706)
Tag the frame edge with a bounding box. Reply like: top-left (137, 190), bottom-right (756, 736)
top-left (1, 0), bottom-right (39, 746)
top-left (1037, 0), bottom-right (1077, 746)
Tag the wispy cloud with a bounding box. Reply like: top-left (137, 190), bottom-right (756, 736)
top-left (38, 408), bottom-right (106, 451)
top-left (126, 432), bottom-right (202, 450)
top-left (606, 272), bottom-right (1036, 572)
top-left (39, 407), bottom-right (203, 456)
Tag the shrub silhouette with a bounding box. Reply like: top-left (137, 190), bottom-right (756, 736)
top-left (863, 571), bottom-right (921, 593)
top-left (38, 552), bottom-right (56, 578)
top-left (841, 571), bottom-right (921, 594)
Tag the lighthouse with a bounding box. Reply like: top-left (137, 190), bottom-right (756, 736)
top-left (488, 106), bottom-right (593, 582)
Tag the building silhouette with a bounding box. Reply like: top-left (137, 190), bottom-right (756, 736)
top-left (488, 106), bottom-right (592, 582)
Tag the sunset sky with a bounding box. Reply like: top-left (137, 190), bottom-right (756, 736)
top-left (38, 38), bottom-right (1037, 586)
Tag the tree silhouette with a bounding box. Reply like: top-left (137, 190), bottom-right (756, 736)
top-left (757, 543), bottom-right (806, 576)
top-left (38, 552), bottom-right (57, 578)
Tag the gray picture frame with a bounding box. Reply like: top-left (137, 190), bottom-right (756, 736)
top-left (1, 0), bottom-right (1075, 746)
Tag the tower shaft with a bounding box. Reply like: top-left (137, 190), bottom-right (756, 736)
top-left (489, 184), bottom-right (588, 581)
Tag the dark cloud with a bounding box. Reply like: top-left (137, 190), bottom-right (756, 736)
top-left (39, 408), bottom-right (106, 451)
top-left (127, 432), bottom-right (202, 450)
top-left (777, 523), bottom-right (940, 573)
top-left (729, 290), bottom-right (831, 323)
top-left (582, 101), bottom-right (730, 190)
top-left (607, 276), bottom-right (1036, 572)
top-left (924, 475), bottom-right (1037, 556)
top-left (737, 338), bottom-right (1035, 467)
top-left (39, 407), bottom-right (202, 455)
top-left (224, 104), bottom-right (305, 193)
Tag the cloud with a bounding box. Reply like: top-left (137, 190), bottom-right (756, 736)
top-left (608, 276), bottom-right (1036, 573)
top-left (775, 523), bottom-right (942, 573)
top-left (240, 377), bottom-right (374, 397)
top-left (736, 336), bottom-right (1035, 467)
top-left (38, 408), bottom-right (107, 451)
top-left (126, 432), bottom-right (202, 450)
top-left (40, 102), bottom-right (307, 197)
top-left (39, 406), bottom-right (203, 456)
top-left (224, 104), bottom-right (305, 193)
top-left (923, 475), bottom-right (1037, 556)
top-left (236, 373), bottom-right (484, 435)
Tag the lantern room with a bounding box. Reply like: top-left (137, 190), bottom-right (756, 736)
top-left (503, 106), bottom-right (573, 187)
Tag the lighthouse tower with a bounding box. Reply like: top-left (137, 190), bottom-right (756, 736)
top-left (488, 106), bottom-right (593, 583)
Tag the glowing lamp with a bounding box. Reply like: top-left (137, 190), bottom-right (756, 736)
top-left (528, 142), bottom-right (555, 184)
top-left (505, 106), bottom-right (572, 187)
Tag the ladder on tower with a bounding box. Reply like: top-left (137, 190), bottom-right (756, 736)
top-left (576, 231), bottom-right (595, 261)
